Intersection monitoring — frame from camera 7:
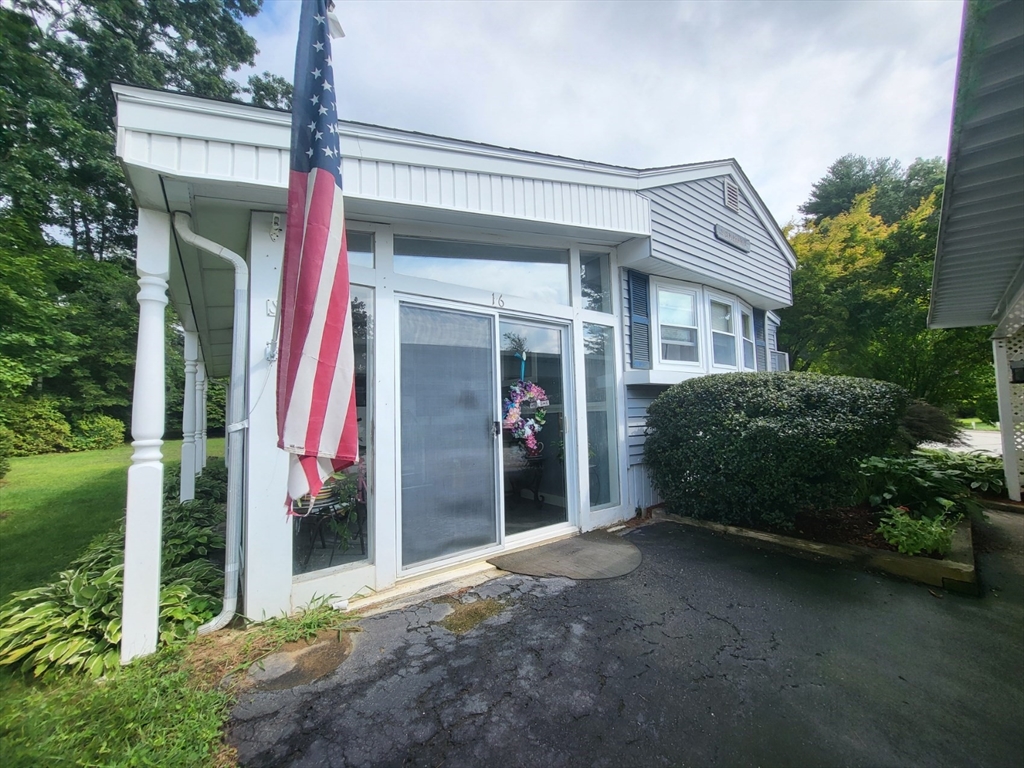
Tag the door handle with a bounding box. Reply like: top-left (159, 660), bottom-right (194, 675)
top-left (492, 421), bottom-right (501, 437)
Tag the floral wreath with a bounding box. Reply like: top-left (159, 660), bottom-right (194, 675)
top-left (502, 380), bottom-right (548, 455)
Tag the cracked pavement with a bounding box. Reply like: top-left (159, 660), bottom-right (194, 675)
top-left (230, 517), bottom-right (1024, 767)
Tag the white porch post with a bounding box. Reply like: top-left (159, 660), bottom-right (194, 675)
top-left (179, 330), bottom-right (199, 502)
top-left (196, 359), bottom-right (207, 472)
top-left (993, 338), bottom-right (1022, 502)
top-left (121, 209), bottom-right (171, 663)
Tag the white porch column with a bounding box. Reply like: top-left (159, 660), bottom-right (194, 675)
top-left (179, 330), bottom-right (199, 502)
top-left (993, 338), bottom-right (1022, 502)
top-left (121, 209), bottom-right (171, 663)
top-left (196, 359), bottom-right (207, 472)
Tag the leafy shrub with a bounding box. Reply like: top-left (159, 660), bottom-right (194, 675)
top-left (69, 414), bottom-right (126, 451)
top-left (163, 457), bottom-right (229, 504)
top-left (0, 425), bottom-right (12, 480)
top-left (877, 505), bottom-right (957, 556)
top-left (0, 397), bottom-right (72, 455)
top-left (913, 448), bottom-right (1005, 495)
top-left (644, 372), bottom-right (909, 528)
top-left (0, 500), bottom-right (224, 679)
top-left (896, 400), bottom-right (962, 450)
top-left (857, 454), bottom-right (978, 520)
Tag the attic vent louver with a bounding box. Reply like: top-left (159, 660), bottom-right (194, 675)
top-left (724, 179), bottom-right (741, 212)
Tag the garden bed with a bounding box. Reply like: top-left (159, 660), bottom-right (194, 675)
top-left (662, 511), bottom-right (977, 593)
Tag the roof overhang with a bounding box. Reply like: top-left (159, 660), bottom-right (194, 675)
top-left (928, 0), bottom-right (1024, 338)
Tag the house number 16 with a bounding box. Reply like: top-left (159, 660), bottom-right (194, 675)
top-left (492, 293), bottom-right (505, 307)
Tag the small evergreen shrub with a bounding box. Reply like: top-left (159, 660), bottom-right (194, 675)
top-left (0, 397), bottom-right (72, 455)
top-left (69, 414), bottom-right (126, 451)
top-left (644, 372), bottom-right (909, 528)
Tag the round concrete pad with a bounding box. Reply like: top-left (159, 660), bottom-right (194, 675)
top-left (487, 530), bottom-right (641, 579)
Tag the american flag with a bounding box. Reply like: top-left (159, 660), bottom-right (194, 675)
top-left (277, 0), bottom-right (358, 505)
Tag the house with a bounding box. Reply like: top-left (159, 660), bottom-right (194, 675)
top-left (113, 84), bottom-right (794, 660)
top-left (928, 0), bottom-right (1023, 501)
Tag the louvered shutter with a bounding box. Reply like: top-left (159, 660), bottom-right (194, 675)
top-left (628, 270), bottom-right (651, 370)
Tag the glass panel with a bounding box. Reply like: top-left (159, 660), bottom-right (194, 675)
top-left (661, 327), bottom-right (699, 362)
top-left (400, 305), bottom-right (498, 567)
top-left (394, 236), bottom-right (570, 304)
top-left (713, 331), bottom-right (737, 366)
top-left (659, 290), bottom-right (696, 328)
top-left (584, 324), bottom-right (620, 509)
top-left (500, 321), bottom-right (567, 534)
top-left (580, 251), bottom-right (612, 313)
top-left (710, 300), bottom-right (733, 333)
top-left (741, 311), bottom-right (755, 369)
top-left (293, 285), bottom-right (373, 575)
top-left (347, 231), bottom-right (374, 269)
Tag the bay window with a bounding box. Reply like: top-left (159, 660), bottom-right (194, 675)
top-left (741, 309), bottom-right (756, 370)
top-left (657, 287), bottom-right (700, 364)
top-left (709, 298), bottom-right (737, 367)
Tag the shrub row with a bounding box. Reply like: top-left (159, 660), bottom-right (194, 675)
top-left (0, 397), bottom-right (125, 456)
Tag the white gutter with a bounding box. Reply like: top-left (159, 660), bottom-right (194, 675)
top-left (172, 212), bottom-right (248, 635)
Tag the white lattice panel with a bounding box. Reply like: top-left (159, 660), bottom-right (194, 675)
top-left (1008, 328), bottom-right (1024, 489)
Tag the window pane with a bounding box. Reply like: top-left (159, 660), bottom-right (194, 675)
top-left (584, 324), bottom-right (619, 509)
top-left (347, 231), bottom-right (374, 269)
top-left (394, 236), bottom-right (570, 304)
top-left (710, 300), bottom-right (733, 333)
top-left (293, 285), bottom-right (373, 575)
top-left (741, 312), bottom-right (753, 340)
top-left (661, 326), bottom-right (697, 343)
top-left (712, 331), bottom-right (736, 366)
top-left (743, 339), bottom-right (755, 369)
top-left (580, 252), bottom-right (612, 313)
top-left (659, 290), bottom-right (696, 328)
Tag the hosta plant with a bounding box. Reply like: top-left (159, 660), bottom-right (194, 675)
top-left (0, 500), bottom-right (224, 679)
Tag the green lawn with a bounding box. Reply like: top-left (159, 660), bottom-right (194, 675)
top-left (0, 438), bottom-right (224, 602)
top-left (956, 418), bottom-right (1000, 432)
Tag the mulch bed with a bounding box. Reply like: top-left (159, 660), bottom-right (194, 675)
top-left (785, 503), bottom-right (899, 553)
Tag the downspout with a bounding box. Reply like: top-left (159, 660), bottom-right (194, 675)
top-left (172, 212), bottom-right (248, 634)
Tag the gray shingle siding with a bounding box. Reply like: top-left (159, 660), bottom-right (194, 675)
top-left (642, 176), bottom-right (792, 307)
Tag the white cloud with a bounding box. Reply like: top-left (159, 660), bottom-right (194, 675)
top-left (241, 0), bottom-right (963, 225)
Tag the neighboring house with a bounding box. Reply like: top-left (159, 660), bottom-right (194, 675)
top-left (113, 84), bottom-right (794, 659)
top-left (928, 0), bottom-right (1023, 501)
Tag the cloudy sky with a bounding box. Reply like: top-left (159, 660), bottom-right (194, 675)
top-left (239, 0), bottom-right (965, 226)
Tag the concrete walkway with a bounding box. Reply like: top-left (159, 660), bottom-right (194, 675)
top-left (923, 429), bottom-right (1004, 456)
top-left (230, 513), bottom-right (1024, 767)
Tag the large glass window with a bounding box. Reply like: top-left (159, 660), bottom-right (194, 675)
top-left (347, 231), bottom-right (374, 269)
top-left (741, 310), bottom-right (755, 370)
top-left (292, 285), bottom-right (373, 575)
top-left (394, 237), bottom-right (570, 304)
top-left (658, 288), bottom-right (700, 363)
top-left (580, 251), bottom-right (612, 313)
top-left (584, 324), bottom-right (620, 509)
top-left (710, 299), bottom-right (737, 367)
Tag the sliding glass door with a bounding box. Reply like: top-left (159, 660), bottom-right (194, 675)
top-left (399, 304), bottom-right (500, 568)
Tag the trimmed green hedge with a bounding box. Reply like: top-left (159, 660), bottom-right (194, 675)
top-left (644, 372), bottom-right (909, 528)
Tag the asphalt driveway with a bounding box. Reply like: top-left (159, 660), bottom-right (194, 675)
top-left (230, 512), bottom-right (1024, 767)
